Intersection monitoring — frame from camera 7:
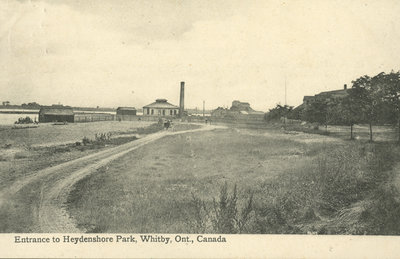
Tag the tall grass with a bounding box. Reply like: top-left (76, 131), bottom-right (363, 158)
top-left (187, 142), bottom-right (400, 234)
top-left (189, 183), bottom-right (254, 234)
top-left (66, 128), bottom-right (400, 234)
top-left (247, 142), bottom-right (400, 234)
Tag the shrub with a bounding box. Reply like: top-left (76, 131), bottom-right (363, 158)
top-left (189, 183), bottom-right (254, 234)
top-left (82, 136), bottom-right (90, 146)
top-left (14, 116), bottom-right (33, 124)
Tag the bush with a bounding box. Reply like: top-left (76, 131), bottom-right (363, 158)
top-left (15, 116), bottom-right (33, 124)
top-left (82, 136), bottom-right (90, 146)
top-left (189, 183), bottom-right (254, 234)
top-left (95, 132), bottom-right (112, 142)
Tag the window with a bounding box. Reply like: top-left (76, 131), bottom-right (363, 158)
top-left (170, 110), bottom-right (173, 115)
top-left (151, 109), bottom-right (154, 115)
top-left (163, 110), bottom-right (165, 116)
top-left (174, 110), bottom-right (177, 115)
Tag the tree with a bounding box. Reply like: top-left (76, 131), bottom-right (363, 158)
top-left (264, 104), bottom-right (293, 122)
top-left (287, 105), bottom-right (304, 120)
top-left (371, 71), bottom-right (400, 142)
top-left (302, 98), bottom-right (329, 129)
top-left (328, 94), bottom-right (363, 140)
top-left (351, 75), bottom-right (380, 142)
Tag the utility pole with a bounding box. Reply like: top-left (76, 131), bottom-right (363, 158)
top-left (284, 77), bottom-right (287, 128)
top-left (285, 77), bottom-right (287, 106)
top-left (203, 100), bottom-right (205, 118)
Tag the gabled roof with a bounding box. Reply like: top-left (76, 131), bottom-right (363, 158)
top-left (39, 106), bottom-right (74, 115)
top-left (143, 99), bottom-right (178, 109)
top-left (317, 89), bottom-right (349, 97)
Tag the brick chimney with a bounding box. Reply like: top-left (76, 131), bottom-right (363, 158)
top-left (344, 84), bottom-right (347, 90)
top-left (179, 81), bottom-right (185, 117)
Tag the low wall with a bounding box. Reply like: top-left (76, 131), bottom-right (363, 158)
top-left (210, 114), bottom-right (266, 124)
top-left (74, 113), bottom-right (115, 122)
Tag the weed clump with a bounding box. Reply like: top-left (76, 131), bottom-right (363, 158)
top-left (189, 183), bottom-right (254, 234)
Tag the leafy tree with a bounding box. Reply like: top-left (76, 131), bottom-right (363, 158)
top-left (371, 71), bottom-right (400, 142)
top-left (351, 75), bottom-right (381, 142)
top-left (264, 104), bottom-right (293, 122)
top-left (328, 94), bottom-right (363, 140)
top-left (302, 98), bottom-right (329, 129)
top-left (287, 105), bottom-right (303, 120)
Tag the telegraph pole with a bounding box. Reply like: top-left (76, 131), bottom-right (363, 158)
top-left (203, 100), bottom-right (205, 118)
top-left (285, 77), bottom-right (287, 106)
top-left (284, 77), bottom-right (287, 128)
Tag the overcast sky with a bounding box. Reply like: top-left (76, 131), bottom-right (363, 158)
top-left (1, 0), bottom-right (400, 111)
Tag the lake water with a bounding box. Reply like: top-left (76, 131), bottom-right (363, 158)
top-left (0, 113), bottom-right (39, 125)
top-left (0, 110), bottom-right (117, 125)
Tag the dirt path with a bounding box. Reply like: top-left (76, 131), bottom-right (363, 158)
top-left (0, 124), bottom-right (224, 232)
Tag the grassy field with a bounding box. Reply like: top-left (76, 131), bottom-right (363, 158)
top-left (66, 126), bottom-right (400, 234)
top-left (0, 121), bottom-right (167, 193)
top-left (0, 121), bottom-right (202, 232)
top-left (0, 121), bottom-right (154, 147)
top-left (284, 123), bottom-right (398, 142)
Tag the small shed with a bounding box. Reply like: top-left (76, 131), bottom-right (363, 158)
top-left (116, 107), bottom-right (137, 116)
top-left (39, 106), bottom-right (74, 123)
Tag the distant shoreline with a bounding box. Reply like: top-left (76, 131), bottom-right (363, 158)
top-left (0, 109), bottom-right (39, 114)
top-left (0, 106), bottom-right (116, 114)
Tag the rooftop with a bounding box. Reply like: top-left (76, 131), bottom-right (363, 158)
top-left (143, 99), bottom-right (178, 109)
top-left (117, 107), bottom-right (136, 110)
top-left (39, 106), bottom-right (74, 116)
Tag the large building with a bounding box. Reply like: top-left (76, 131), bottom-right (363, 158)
top-left (143, 99), bottom-right (179, 117)
top-left (116, 107), bottom-right (137, 116)
top-left (116, 107), bottom-right (137, 121)
top-left (39, 105), bottom-right (74, 123)
top-left (303, 84), bottom-right (350, 106)
top-left (211, 100), bottom-right (263, 117)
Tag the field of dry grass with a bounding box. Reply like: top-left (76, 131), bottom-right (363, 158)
top-left (2, 120), bottom-right (399, 234)
top-left (0, 121), bottom-right (165, 204)
top-left (66, 126), bottom-right (400, 234)
top-left (283, 123), bottom-right (398, 142)
top-left (0, 121), bottom-right (154, 148)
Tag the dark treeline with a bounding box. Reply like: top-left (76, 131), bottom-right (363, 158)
top-left (265, 71), bottom-right (400, 141)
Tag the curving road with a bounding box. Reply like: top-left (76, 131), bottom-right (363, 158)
top-left (0, 124), bottom-right (223, 233)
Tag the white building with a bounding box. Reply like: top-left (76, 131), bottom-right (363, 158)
top-left (143, 99), bottom-right (179, 117)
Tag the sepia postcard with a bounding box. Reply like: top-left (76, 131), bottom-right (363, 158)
top-left (1, 0), bottom-right (400, 258)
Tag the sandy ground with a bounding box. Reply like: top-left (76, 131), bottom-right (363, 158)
top-left (0, 124), bottom-right (223, 232)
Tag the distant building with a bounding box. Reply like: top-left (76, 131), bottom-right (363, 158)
top-left (143, 99), bottom-right (179, 117)
top-left (230, 100), bottom-right (251, 112)
top-left (2, 101), bottom-right (10, 106)
top-left (116, 107), bottom-right (137, 116)
top-left (116, 107), bottom-right (137, 121)
top-left (211, 107), bottom-right (230, 117)
top-left (211, 100), bottom-right (263, 117)
top-left (302, 84), bottom-right (350, 106)
top-left (39, 105), bottom-right (74, 123)
top-left (74, 112), bottom-right (114, 122)
top-left (230, 100), bottom-right (263, 114)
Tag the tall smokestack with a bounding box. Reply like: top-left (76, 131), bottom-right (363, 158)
top-left (179, 81), bottom-right (185, 117)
